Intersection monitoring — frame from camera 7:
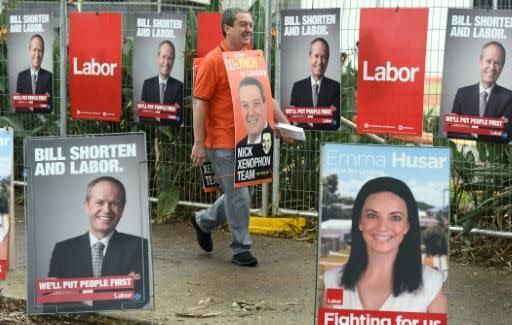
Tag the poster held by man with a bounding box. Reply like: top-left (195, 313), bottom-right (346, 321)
top-left (25, 133), bottom-right (153, 314)
top-left (223, 50), bottom-right (274, 188)
top-left (8, 10), bottom-right (54, 113)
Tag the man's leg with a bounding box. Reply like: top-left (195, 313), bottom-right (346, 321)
top-left (196, 149), bottom-right (255, 265)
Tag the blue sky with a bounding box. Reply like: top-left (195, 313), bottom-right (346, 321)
top-left (321, 143), bottom-right (450, 207)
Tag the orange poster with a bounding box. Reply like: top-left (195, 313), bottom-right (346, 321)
top-left (223, 50), bottom-right (274, 188)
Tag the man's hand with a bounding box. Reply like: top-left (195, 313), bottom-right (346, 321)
top-left (191, 143), bottom-right (207, 167)
top-left (275, 128), bottom-right (296, 145)
top-left (272, 98), bottom-right (297, 145)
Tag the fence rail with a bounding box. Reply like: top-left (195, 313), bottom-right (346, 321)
top-left (1, 0), bottom-right (511, 238)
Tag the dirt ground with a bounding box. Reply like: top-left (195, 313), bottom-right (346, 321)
top-left (1, 213), bottom-right (512, 324)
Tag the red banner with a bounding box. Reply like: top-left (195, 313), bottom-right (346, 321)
top-left (198, 13), bottom-right (223, 57)
top-left (36, 291), bottom-right (135, 304)
top-left (318, 308), bottom-right (447, 325)
top-left (69, 13), bottom-right (122, 121)
top-left (35, 275), bottom-right (136, 303)
top-left (36, 275), bottom-right (135, 293)
top-left (12, 94), bottom-right (49, 110)
top-left (357, 9), bottom-right (428, 136)
top-left (0, 260), bottom-right (6, 280)
top-left (135, 102), bottom-right (177, 120)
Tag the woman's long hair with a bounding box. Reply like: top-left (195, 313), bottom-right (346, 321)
top-left (340, 177), bottom-right (423, 296)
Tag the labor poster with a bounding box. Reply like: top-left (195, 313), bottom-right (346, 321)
top-left (280, 8), bottom-right (341, 131)
top-left (7, 9), bottom-right (54, 113)
top-left (25, 133), bottom-right (153, 314)
top-left (318, 144), bottom-right (449, 324)
top-left (69, 13), bottom-right (122, 121)
top-left (357, 9), bottom-right (428, 136)
top-left (440, 9), bottom-right (512, 143)
top-left (0, 129), bottom-right (13, 280)
top-left (223, 50), bottom-right (274, 188)
top-left (197, 13), bottom-right (223, 57)
top-left (132, 13), bottom-right (186, 126)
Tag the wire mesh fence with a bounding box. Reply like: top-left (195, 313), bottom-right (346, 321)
top-left (0, 0), bottom-right (511, 235)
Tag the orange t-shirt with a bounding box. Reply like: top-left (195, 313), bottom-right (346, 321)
top-left (194, 41), bottom-right (235, 149)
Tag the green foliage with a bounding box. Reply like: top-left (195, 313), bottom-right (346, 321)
top-left (450, 140), bottom-right (512, 234)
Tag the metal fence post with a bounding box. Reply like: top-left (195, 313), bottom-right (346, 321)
top-left (60, 0), bottom-right (67, 136)
top-left (271, 2), bottom-right (281, 216)
top-left (259, 0), bottom-right (273, 217)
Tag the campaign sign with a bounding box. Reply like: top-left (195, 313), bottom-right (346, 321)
top-left (69, 13), bottom-right (122, 121)
top-left (0, 129), bottom-right (13, 280)
top-left (7, 9), bottom-right (54, 113)
top-left (25, 133), bottom-right (153, 314)
top-left (440, 9), bottom-right (512, 143)
top-left (280, 8), bottom-right (341, 131)
top-left (197, 13), bottom-right (223, 57)
top-left (317, 144), bottom-right (449, 324)
top-left (223, 50), bottom-right (274, 188)
top-left (357, 9), bottom-right (428, 136)
top-left (132, 13), bottom-right (186, 126)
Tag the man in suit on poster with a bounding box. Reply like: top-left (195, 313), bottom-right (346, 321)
top-left (450, 41), bottom-right (512, 142)
top-left (140, 40), bottom-right (184, 124)
top-left (48, 176), bottom-right (150, 311)
top-left (16, 34), bottom-right (52, 113)
top-left (236, 76), bottom-right (274, 149)
top-left (290, 37), bottom-right (340, 131)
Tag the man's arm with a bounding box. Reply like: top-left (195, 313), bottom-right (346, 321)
top-left (191, 98), bottom-right (208, 166)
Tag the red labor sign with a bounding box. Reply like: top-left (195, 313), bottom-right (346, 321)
top-left (69, 12), bottom-right (122, 121)
top-left (357, 8), bottom-right (428, 136)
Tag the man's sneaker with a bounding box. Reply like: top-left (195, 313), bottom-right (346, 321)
top-left (190, 214), bottom-right (213, 252)
top-left (231, 251), bottom-right (258, 266)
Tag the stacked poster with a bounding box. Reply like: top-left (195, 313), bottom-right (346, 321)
top-left (69, 13), bottom-right (122, 121)
top-left (441, 9), bottom-right (512, 143)
top-left (357, 9), bottom-right (428, 136)
top-left (318, 144), bottom-right (449, 325)
top-left (25, 133), bottom-right (153, 314)
top-left (280, 9), bottom-right (341, 131)
top-left (8, 10), bottom-right (54, 113)
top-left (132, 13), bottom-right (186, 126)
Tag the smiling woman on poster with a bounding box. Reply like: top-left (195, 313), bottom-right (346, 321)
top-left (322, 177), bottom-right (447, 313)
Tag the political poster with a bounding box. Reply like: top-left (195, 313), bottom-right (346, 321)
top-left (69, 12), bottom-right (122, 121)
top-left (280, 9), bottom-right (341, 131)
top-left (7, 9), bottom-right (54, 113)
top-left (132, 13), bottom-right (186, 126)
top-left (197, 12), bottom-right (223, 57)
top-left (440, 9), bottom-right (512, 143)
top-left (318, 144), bottom-right (449, 324)
top-left (25, 133), bottom-right (153, 314)
top-left (357, 9), bottom-right (428, 136)
top-left (0, 129), bottom-right (13, 280)
top-left (223, 50), bottom-right (274, 188)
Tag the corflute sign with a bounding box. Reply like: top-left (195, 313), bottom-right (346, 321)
top-left (357, 8), bottom-right (428, 136)
top-left (69, 13), bottom-right (122, 121)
